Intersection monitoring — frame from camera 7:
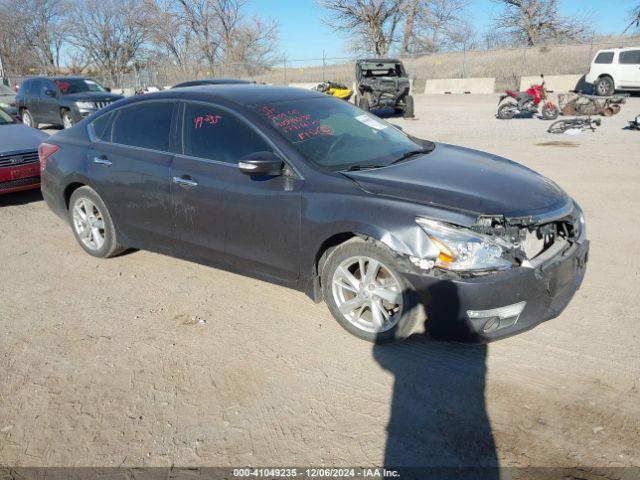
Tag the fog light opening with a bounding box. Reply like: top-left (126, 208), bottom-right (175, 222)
top-left (467, 301), bottom-right (527, 333)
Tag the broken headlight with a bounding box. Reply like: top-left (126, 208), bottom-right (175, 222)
top-left (416, 217), bottom-right (514, 272)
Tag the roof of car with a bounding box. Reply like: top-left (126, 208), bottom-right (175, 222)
top-left (172, 78), bottom-right (253, 88)
top-left (133, 84), bottom-right (328, 106)
top-left (596, 47), bottom-right (640, 52)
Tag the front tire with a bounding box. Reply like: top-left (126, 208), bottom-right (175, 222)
top-left (62, 110), bottom-right (75, 129)
top-left (21, 109), bottom-right (36, 128)
top-left (321, 238), bottom-right (421, 343)
top-left (68, 186), bottom-right (124, 258)
top-left (358, 95), bottom-right (370, 112)
top-left (541, 104), bottom-right (559, 120)
top-left (595, 76), bottom-right (614, 96)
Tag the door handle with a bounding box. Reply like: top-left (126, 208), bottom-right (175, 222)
top-left (93, 156), bottom-right (112, 166)
top-left (172, 176), bottom-right (198, 187)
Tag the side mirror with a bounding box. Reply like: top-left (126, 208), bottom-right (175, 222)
top-left (238, 151), bottom-right (284, 176)
top-left (44, 89), bottom-right (56, 97)
top-left (105, 87), bottom-right (111, 92)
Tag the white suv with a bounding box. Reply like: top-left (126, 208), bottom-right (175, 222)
top-left (585, 47), bottom-right (640, 96)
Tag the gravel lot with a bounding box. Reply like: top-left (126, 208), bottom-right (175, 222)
top-left (1, 94), bottom-right (639, 470)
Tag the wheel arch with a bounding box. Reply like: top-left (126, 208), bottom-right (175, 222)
top-left (307, 224), bottom-right (419, 302)
top-left (63, 182), bottom-right (87, 209)
top-left (597, 74), bottom-right (615, 88)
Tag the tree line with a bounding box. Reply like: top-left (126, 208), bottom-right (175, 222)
top-left (1, 0), bottom-right (638, 83)
top-left (0, 0), bottom-right (278, 83)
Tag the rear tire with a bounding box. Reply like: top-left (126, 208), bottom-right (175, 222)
top-left (595, 76), bottom-right (614, 96)
top-left (403, 95), bottom-right (415, 118)
top-left (321, 238), bottom-right (421, 344)
top-left (497, 101), bottom-right (516, 119)
top-left (358, 95), bottom-right (370, 112)
top-left (68, 186), bottom-right (125, 258)
top-left (21, 109), bottom-right (36, 128)
top-left (541, 104), bottom-right (559, 120)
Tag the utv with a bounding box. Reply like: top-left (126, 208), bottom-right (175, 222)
top-left (354, 59), bottom-right (414, 117)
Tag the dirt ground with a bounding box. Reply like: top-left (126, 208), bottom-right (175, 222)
top-left (1, 94), bottom-right (639, 471)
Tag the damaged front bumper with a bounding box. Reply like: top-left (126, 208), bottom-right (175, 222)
top-left (403, 239), bottom-right (589, 342)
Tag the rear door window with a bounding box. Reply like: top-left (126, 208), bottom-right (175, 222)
top-left (90, 112), bottom-right (114, 142)
top-left (182, 102), bottom-right (270, 164)
top-left (111, 102), bottom-right (174, 151)
top-left (619, 50), bottom-right (640, 65)
top-left (594, 52), bottom-right (614, 64)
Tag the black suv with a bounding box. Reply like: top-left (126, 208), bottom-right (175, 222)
top-left (15, 77), bottom-right (123, 129)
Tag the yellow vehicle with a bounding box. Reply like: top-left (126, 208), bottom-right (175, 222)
top-left (315, 81), bottom-right (353, 101)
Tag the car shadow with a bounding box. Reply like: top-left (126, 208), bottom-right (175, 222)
top-left (373, 281), bottom-right (498, 478)
top-left (0, 189), bottom-right (43, 207)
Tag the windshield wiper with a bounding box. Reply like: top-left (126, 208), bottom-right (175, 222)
top-left (388, 147), bottom-right (434, 165)
top-left (342, 164), bottom-right (386, 171)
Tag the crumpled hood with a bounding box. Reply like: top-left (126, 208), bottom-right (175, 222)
top-left (0, 124), bottom-right (49, 152)
top-left (343, 143), bottom-right (570, 217)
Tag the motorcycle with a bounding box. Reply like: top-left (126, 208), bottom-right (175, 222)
top-left (497, 74), bottom-right (559, 120)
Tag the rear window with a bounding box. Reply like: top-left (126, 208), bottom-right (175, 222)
top-left (619, 50), bottom-right (640, 65)
top-left (594, 52), bottom-right (614, 64)
top-left (112, 102), bottom-right (174, 151)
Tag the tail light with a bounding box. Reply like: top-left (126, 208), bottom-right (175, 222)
top-left (38, 143), bottom-right (60, 171)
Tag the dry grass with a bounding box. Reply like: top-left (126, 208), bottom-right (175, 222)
top-left (252, 37), bottom-right (640, 92)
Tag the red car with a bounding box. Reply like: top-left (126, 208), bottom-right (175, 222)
top-left (0, 107), bottom-right (48, 195)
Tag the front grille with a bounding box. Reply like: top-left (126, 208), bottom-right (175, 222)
top-left (0, 176), bottom-right (40, 190)
top-left (0, 150), bottom-right (39, 168)
top-left (95, 100), bottom-right (114, 109)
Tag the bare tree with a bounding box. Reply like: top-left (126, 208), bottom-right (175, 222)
top-left (622, 3), bottom-right (640, 34)
top-left (318, 0), bottom-right (405, 56)
top-left (67, 0), bottom-right (149, 86)
top-left (144, 0), bottom-right (198, 74)
top-left (5, 0), bottom-right (67, 74)
top-left (224, 17), bottom-right (279, 76)
top-left (175, 0), bottom-right (278, 76)
top-left (401, 0), bottom-right (472, 54)
top-left (492, 0), bottom-right (590, 46)
top-left (0, 5), bottom-right (35, 74)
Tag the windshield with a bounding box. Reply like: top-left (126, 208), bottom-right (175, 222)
top-left (55, 78), bottom-right (107, 95)
top-left (0, 84), bottom-right (14, 95)
top-left (253, 97), bottom-right (426, 170)
top-left (0, 108), bottom-right (15, 124)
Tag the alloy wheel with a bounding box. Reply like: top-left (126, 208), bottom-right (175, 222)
top-left (22, 111), bottom-right (32, 127)
top-left (72, 198), bottom-right (106, 251)
top-left (331, 255), bottom-right (403, 333)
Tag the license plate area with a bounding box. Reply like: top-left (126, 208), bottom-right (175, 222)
top-left (11, 166), bottom-right (39, 180)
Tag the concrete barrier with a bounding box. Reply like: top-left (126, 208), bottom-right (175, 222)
top-left (424, 77), bottom-right (495, 94)
top-left (520, 74), bottom-right (583, 93)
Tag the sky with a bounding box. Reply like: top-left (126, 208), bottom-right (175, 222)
top-left (246, 0), bottom-right (638, 62)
